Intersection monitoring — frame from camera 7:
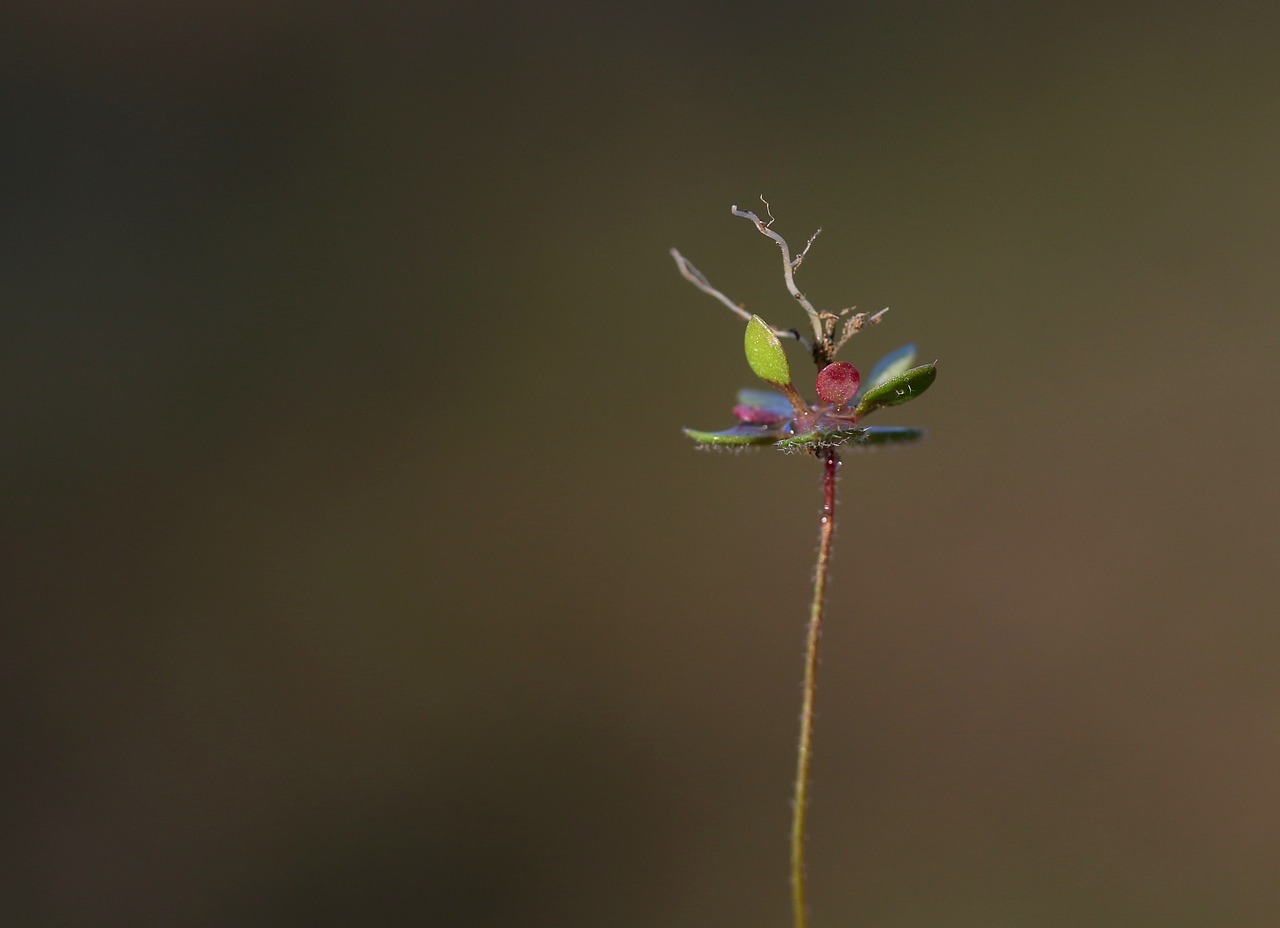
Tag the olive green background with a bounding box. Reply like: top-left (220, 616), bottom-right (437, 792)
top-left (4, 3), bottom-right (1278, 926)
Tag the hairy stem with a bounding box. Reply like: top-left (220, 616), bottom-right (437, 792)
top-left (791, 447), bottom-right (840, 928)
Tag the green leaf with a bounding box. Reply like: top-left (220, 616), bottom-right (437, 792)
top-left (863, 344), bottom-right (916, 393)
top-left (775, 425), bottom-right (925, 452)
top-left (776, 428), bottom-right (868, 450)
top-left (743, 315), bottom-right (792, 387)
top-left (683, 424), bottom-right (782, 447)
top-left (853, 363), bottom-right (936, 418)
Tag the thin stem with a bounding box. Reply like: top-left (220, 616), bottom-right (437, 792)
top-left (730, 205), bottom-right (826, 348)
top-left (791, 447), bottom-right (840, 928)
top-left (669, 248), bottom-right (812, 354)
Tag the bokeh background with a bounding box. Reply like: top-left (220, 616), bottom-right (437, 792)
top-left (4, 2), bottom-right (1278, 925)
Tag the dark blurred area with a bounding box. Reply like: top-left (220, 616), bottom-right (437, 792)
top-left (3, 2), bottom-right (1278, 925)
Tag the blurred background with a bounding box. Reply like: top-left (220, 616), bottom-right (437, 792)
top-left (3, 2), bottom-right (1278, 925)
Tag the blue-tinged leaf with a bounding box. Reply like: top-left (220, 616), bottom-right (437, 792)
top-left (859, 426), bottom-right (925, 446)
top-left (734, 388), bottom-right (795, 419)
top-left (683, 424), bottom-right (782, 447)
top-left (861, 344), bottom-right (916, 398)
top-left (853, 363), bottom-right (936, 417)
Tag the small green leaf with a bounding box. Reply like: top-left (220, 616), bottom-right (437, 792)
top-left (775, 425), bottom-right (925, 452)
top-left (776, 428), bottom-right (868, 450)
top-left (743, 315), bottom-right (792, 387)
top-left (683, 424), bottom-right (781, 447)
top-left (853, 363), bottom-right (936, 417)
top-left (863, 344), bottom-right (916, 393)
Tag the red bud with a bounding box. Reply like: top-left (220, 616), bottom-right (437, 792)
top-left (815, 362), bottom-right (860, 406)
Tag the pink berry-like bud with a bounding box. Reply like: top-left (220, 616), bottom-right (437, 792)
top-left (815, 361), bottom-right (860, 406)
